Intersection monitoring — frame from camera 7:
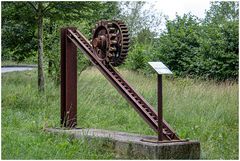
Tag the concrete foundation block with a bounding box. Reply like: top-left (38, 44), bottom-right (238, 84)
top-left (45, 128), bottom-right (200, 159)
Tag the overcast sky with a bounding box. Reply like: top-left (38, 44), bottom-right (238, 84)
top-left (144, 0), bottom-right (211, 20)
top-left (139, 0), bottom-right (212, 33)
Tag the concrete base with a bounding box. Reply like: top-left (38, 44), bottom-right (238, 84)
top-left (45, 128), bottom-right (200, 159)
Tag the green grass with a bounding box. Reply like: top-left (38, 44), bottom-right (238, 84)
top-left (1, 60), bottom-right (35, 66)
top-left (1, 67), bottom-right (238, 159)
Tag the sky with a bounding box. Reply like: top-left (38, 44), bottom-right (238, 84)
top-left (139, 0), bottom-right (212, 33)
top-left (144, 0), bottom-right (211, 20)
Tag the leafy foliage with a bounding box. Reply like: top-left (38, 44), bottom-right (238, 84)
top-left (2, 1), bottom-right (239, 81)
top-left (2, 2), bottom-right (37, 61)
top-left (125, 1), bottom-right (239, 81)
top-left (118, 1), bottom-right (162, 38)
top-left (2, 1), bottom-right (120, 83)
top-left (198, 1), bottom-right (239, 80)
top-left (158, 14), bottom-right (201, 76)
top-left (42, 2), bottom-right (120, 82)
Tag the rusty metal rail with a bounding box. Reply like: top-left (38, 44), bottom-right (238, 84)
top-left (63, 28), bottom-right (180, 141)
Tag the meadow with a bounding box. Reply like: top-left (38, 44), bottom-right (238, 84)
top-left (1, 67), bottom-right (238, 159)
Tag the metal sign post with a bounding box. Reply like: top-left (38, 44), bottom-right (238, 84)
top-left (148, 62), bottom-right (172, 141)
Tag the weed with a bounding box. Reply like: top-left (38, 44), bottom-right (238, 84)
top-left (1, 67), bottom-right (238, 159)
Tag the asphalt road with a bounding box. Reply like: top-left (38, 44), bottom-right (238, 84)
top-left (1, 66), bottom-right (36, 73)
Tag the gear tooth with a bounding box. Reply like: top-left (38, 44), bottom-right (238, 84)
top-left (104, 21), bottom-right (109, 27)
top-left (117, 20), bottom-right (123, 24)
top-left (111, 40), bottom-right (117, 44)
top-left (109, 27), bottom-right (116, 33)
top-left (123, 41), bottom-right (130, 45)
top-left (108, 52), bottom-right (113, 57)
top-left (109, 27), bottom-right (115, 30)
top-left (107, 22), bottom-right (113, 27)
top-left (110, 47), bottom-right (116, 52)
top-left (121, 52), bottom-right (128, 56)
top-left (110, 33), bottom-right (117, 40)
top-left (123, 33), bottom-right (130, 37)
top-left (120, 26), bottom-right (127, 29)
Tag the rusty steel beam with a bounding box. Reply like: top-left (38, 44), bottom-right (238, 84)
top-left (158, 74), bottom-right (163, 141)
top-left (61, 27), bottom-right (77, 128)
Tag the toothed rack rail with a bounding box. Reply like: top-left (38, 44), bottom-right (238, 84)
top-left (60, 26), bottom-right (180, 142)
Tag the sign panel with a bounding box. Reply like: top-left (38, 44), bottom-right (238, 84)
top-left (148, 62), bottom-right (172, 74)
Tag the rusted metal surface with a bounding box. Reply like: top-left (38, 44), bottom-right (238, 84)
top-left (158, 74), bottom-right (163, 141)
top-left (92, 20), bottom-right (129, 66)
top-left (60, 20), bottom-right (180, 141)
top-left (63, 26), bottom-right (180, 141)
top-left (61, 28), bottom-right (77, 128)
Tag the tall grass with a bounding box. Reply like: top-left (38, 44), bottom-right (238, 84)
top-left (1, 67), bottom-right (238, 159)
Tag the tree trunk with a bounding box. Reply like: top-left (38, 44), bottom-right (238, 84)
top-left (37, 2), bottom-right (45, 92)
top-left (48, 20), bottom-right (53, 76)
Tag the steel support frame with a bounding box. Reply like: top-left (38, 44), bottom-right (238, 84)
top-left (59, 28), bottom-right (180, 141)
top-left (61, 27), bottom-right (77, 128)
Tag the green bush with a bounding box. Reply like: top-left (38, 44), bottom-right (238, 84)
top-left (158, 14), bottom-right (201, 77)
top-left (125, 43), bottom-right (149, 71)
top-left (125, 2), bottom-right (239, 81)
top-left (43, 21), bottom-right (91, 84)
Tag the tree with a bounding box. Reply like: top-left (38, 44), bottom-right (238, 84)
top-left (117, 1), bottom-right (162, 38)
top-left (135, 28), bottom-right (156, 45)
top-left (205, 1), bottom-right (239, 23)
top-left (2, 2), bottom-right (37, 61)
top-left (119, 2), bottom-right (163, 73)
top-left (27, 2), bottom-right (107, 92)
top-left (199, 1), bottom-right (239, 80)
top-left (158, 14), bottom-right (201, 76)
top-left (2, 2), bottom-right (120, 91)
top-left (155, 2), bottom-right (239, 80)
top-left (26, 2), bottom-right (45, 92)
top-left (41, 2), bottom-right (120, 82)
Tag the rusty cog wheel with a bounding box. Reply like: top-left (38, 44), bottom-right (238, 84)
top-left (92, 20), bottom-right (129, 66)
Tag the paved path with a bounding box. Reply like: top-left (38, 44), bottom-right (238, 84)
top-left (1, 66), bottom-right (36, 73)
